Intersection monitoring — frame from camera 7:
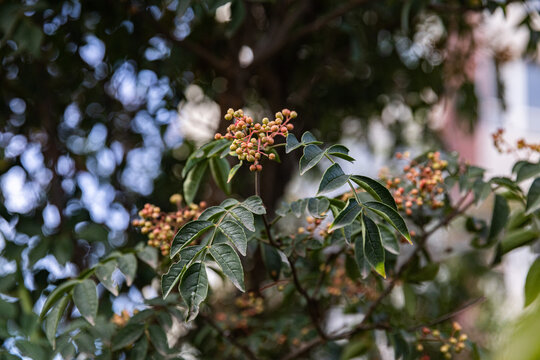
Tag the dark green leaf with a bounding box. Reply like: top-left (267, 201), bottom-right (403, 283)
top-left (95, 260), bottom-right (118, 296)
top-left (379, 224), bottom-right (399, 255)
top-left (199, 206), bottom-right (227, 221)
top-left (261, 243), bottom-right (282, 280)
top-left (317, 163), bottom-right (350, 195)
top-left (242, 195), bottom-right (266, 215)
top-left (301, 131), bottom-right (322, 145)
top-left (231, 206), bottom-right (255, 232)
top-left (299, 145), bottom-right (325, 175)
top-left (117, 254), bottom-right (137, 287)
top-left (209, 243), bottom-right (245, 291)
top-left (526, 178), bottom-right (540, 214)
top-left (111, 324), bottom-right (145, 351)
top-left (131, 336), bottom-right (149, 360)
top-left (327, 144), bottom-right (355, 162)
top-left (365, 201), bottom-right (411, 244)
top-left (361, 214), bottom-right (386, 278)
top-left (73, 280), bottom-right (98, 325)
top-left (350, 175), bottom-right (397, 210)
top-left (148, 324), bottom-right (170, 355)
top-left (218, 220), bottom-right (247, 256)
top-left (307, 197), bottom-right (330, 218)
top-left (45, 294), bottom-right (69, 348)
top-left (162, 245), bottom-right (203, 299)
top-left (488, 194), bottom-right (510, 241)
top-left (183, 160), bottom-right (208, 204)
top-left (285, 133), bottom-right (302, 153)
top-left (227, 161), bottom-right (243, 183)
top-left (207, 139), bottom-right (232, 157)
top-left (354, 235), bottom-right (369, 279)
top-left (180, 262), bottom-right (209, 321)
top-left (517, 162), bottom-right (540, 182)
top-left (210, 157), bottom-right (231, 195)
top-left (221, 198), bottom-right (239, 208)
top-left (136, 245), bottom-right (159, 269)
top-left (501, 228), bottom-right (540, 254)
top-left (170, 220), bottom-right (214, 258)
top-left (40, 279), bottom-right (80, 319)
top-left (330, 198), bottom-right (362, 230)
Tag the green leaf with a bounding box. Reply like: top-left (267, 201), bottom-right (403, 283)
top-left (361, 214), bottom-right (386, 278)
top-left (148, 324), bottom-right (170, 355)
top-left (162, 245), bottom-right (203, 299)
top-left (227, 161), bottom-right (243, 183)
top-left (180, 262), bottom-right (209, 321)
top-left (299, 145), bottom-right (325, 175)
top-left (365, 201), bottom-right (411, 244)
top-left (501, 228), bottom-right (540, 254)
top-left (379, 224), bottom-right (399, 255)
top-left (170, 220), bottom-right (214, 258)
top-left (242, 195), bottom-right (266, 215)
top-left (290, 199), bottom-right (307, 217)
top-left (261, 243), bottom-right (282, 280)
top-left (117, 254), bottom-right (137, 287)
top-left (111, 324), bottom-right (145, 351)
top-left (199, 206), bottom-right (227, 221)
top-left (207, 139), bottom-right (232, 157)
top-left (307, 197), bottom-right (330, 218)
top-left (488, 194), bottom-right (510, 241)
top-left (209, 243), bottom-right (245, 292)
top-left (327, 144), bottom-right (355, 162)
top-left (218, 220), bottom-right (247, 256)
top-left (285, 133), bottom-right (302, 153)
top-left (131, 336), bottom-right (149, 360)
top-left (350, 175), bottom-right (397, 210)
top-left (230, 206), bottom-right (255, 232)
top-left (317, 163), bottom-right (350, 195)
top-left (301, 131), bottom-right (322, 145)
top-left (525, 258), bottom-right (540, 307)
top-left (490, 176), bottom-right (522, 194)
top-left (330, 198), bottom-right (362, 230)
top-left (40, 279), bottom-right (80, 319)
top-left (353, 235), bottom-right (370, 279)
top-left (44, 294), bottom-right (69, 348)
top-left (136, 245), bottom-right (159, 269)
top-left (517, 162), bottom-right (540, 182)
top-left (183, 160), bottom-right (208, 204)
top-left (527, 178), bottom-right (540, 214)
top-left (221, 198), bottom-right (239, 208)
top-left (95, 260), bottom-right (118, 296)
top-left (210, 157), bottom-right (231, 195)
top-left (73, 280), bottom-right (98, 326)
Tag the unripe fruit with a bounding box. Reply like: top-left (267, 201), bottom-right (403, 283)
top-left (235, 131), bottom-right (244, 139)
top-left (214, 133), bottom-right (222, 139)
top-left (269, 153), bottom-right (276, 160)
top-left (249, 164), bottom-right (256, 171)
top-left (256, 164), bottom-right (262, 171)
top-left (287, 124), bottom-right (294, 130)
top-left (290, 111), bottom-right (297, 118)
top-left (262, 118), bottom-right (269, 124)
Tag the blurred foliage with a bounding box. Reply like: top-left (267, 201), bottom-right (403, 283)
top-left (1, 0), bottom-right (540, 359)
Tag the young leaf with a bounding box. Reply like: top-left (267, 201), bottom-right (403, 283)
top-left (299, 145), bottom-right (325, 175)
top-left (285, 133), bottom-right (302, 153)
top-left (209, 243), bottom-right (245, 292)
top-left (170, 220), bottom-right (214, 258)
top-left (365, 201), bottom-right (411, 244)
top-left (73, 280), bottom-right (98, 325)
top-left (180, 262), bottom-right (209, 321)
top-left (162, 245), bottom-right (203, 299)
top-left (361, 214), bottom-right (386, 278)
top-left (111, 324), bottom-right (145, 351)
top-left (45, 294), bottom-right (69, 348)
top-left (317, 163), bottom-right (350, 195)
top-left (307, 197), bottom-right (330, 218)
top-left (326, 144), bottom-right (355, 162)
top-left (227, 161), bottom-right (243, 183)
top-left (350, 175), bottom-right (397, 210)
top-left (488, 194), bottom-right (510, 240)
top-left (218, 220), bottom-right (247, 256)
top-left (230, 206), bottom-right (255, 232)
top-left (117, 254), bottom-right (137, 287)
top-left (210, 157), bottom-right (231, 195)
top-left (183, 160), bottom-right (208, 204)
top-left (330, 198), bottom-right (362, 230)
top-left (525, 258), bottom-right (540, 307)
top-left (95, 261), bottom-right (118, 296)
top-left (242, 195), bottom-right (266, 215)
top-left (526, 178), bottom-right (540, 214)
top-left (40, 279), bottom-right (80, 319)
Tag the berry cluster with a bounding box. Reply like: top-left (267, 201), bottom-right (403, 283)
top-left (382, 152), bottom-right (448, 216)
top-left (132, 194), bottom-right (206, 255)
top-left (416, 322), bottom-right (469, 359)
top-left (326, 258), bottom-right (368, 298)
top-left (297, 215), bottom-right (329, 238)
top-left (214, 108), bottom-right (296, 171)
top-left (214, 292), bottom-right (265, 331)
top-left (492, 128), bottom-right (540, 155)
